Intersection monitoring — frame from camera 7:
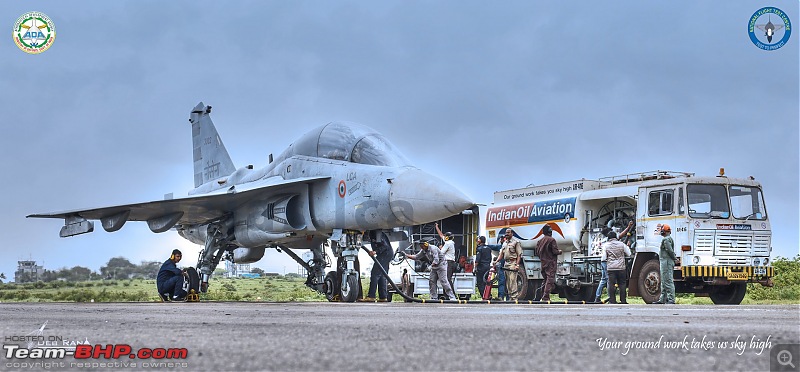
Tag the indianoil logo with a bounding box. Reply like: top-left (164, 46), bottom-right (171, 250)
top-left (13, 11), bottom-right (56, 54)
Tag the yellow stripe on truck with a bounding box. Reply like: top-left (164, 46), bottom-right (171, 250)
top-left (681, 266), bottom-right (774, 278)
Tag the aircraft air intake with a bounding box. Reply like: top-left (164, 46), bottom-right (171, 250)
top-left (264, 194), bottom-right (306, 230)
top-left (234, 193), bottom-right (309, 247)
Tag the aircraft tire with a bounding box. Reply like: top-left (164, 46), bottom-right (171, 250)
top-left (185, 267), bottom-right (200, 295)
top-left (340, 273), bottom-right (360, 302)
top-left (324, 271), bottom-right (340, 302)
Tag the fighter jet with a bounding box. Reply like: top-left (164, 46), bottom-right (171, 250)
top-left (756, 15), bottom-right (784, 43)
top-left (28, 102), bottom-right (473, 302)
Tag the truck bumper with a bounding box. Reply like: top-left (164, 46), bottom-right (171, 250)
top-left (680, 265), bottom-right (774, 283)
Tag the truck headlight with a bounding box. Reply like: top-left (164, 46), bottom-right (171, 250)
top-left (763, 258), bottom-right (769, 266)
top-left (692, 256), bottom-right (700, 264)
top-left (753, 258), bottom-right (761, 266)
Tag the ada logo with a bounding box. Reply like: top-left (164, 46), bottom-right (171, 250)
top-left (748, 7), bottom-right (791, 51)
top-left (13, 11), bottom-right (56, 54)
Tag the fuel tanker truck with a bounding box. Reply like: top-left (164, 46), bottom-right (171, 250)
top-left (483, 170), bottom-right (774, 305)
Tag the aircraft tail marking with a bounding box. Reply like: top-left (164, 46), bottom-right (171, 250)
top-left (190, 102), bottom-right (236, 187)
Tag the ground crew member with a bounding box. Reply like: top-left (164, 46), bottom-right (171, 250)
top-left (602, 232), bottom-right (632, 304)
top-left (536, 225), bottom-right (562, 302)
top-left (435, 223), bottom-right (457, 290)
top-left (474, 236), bottom-right (493, 297)
top-left (654, 224), bottom-right (677, 304)
top-left (489, 237), bottom-right (507, 300)
top-left (400, 268), bottom-right (411, 298)
top-left (405, 239), bottom-right (456, 300)
top-left (362, 231), bottom-right (394, 302)
top-left (157, 249), bottom-right (187, 301)
top-left (493, 228), bottom-right (523, 300)
top-left (595, 221), bottom-right (634, 303)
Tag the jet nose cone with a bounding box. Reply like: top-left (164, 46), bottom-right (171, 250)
top-left (389, 169), bottom-right (474, 225)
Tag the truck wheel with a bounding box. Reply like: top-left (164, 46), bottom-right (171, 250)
top-left (586, 284), bottom-right (599, 302)
top-left (709, 283), bottom-right (746, 305)
top-left (637, 259), bottom-right (661, 304)
top-left (563, 286), bottom-right (591, 302)
top-left (520, 279), bottom-right (536, 300)
top-left (530, 279), bottom-right (544, 301)
top-left (515, 268), bottom-right (529, 300)
top-left (404, 284), bottom-right (415, 303)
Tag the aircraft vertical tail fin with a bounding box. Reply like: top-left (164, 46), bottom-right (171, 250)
top-left (189, 102), bottom-right (236, 188)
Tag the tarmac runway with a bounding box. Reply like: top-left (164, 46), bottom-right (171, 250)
top-left (1, 302), bottom-right (798, 371)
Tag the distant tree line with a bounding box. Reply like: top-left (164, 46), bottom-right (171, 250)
top-left (99, 257), bottom-right (161, 280)
top-left (13, 257), bottom-right (163, 283)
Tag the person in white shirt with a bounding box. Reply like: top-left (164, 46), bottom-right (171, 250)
top-left (435, 223), bottom-right (457, 290)
top-left (601, 232), bottom-right (632, 304)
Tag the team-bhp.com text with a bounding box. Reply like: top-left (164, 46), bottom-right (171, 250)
top-left (4, 344), bottom-right (189, 369)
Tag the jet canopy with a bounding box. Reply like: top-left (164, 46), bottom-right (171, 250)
top-left (287, 122), bottom-right (412, 167)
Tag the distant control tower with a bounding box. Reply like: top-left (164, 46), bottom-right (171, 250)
top-left (15, 260), bottom-right (44, 283)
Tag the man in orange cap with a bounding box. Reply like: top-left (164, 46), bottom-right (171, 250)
top-left (654, 225), bottom-right (677, 304)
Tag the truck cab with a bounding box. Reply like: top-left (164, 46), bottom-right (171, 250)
top-left (633, 172), bottom-right (772, 304)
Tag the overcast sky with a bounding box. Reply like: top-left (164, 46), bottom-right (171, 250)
top-left (1, 1), bottom-right (797, 279)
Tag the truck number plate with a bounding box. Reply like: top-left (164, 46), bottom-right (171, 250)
top-left (754, 267), bottom-right (767, 276)
top-left (726, 271), bottom-right (749, 281)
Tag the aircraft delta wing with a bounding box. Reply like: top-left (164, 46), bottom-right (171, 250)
top-left (27, 102), bottom-right (474, 302)
top-left (27, 175), bottom-right (330, 236)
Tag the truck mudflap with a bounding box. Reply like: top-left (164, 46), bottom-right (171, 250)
top-left (681, 265), bottom-right (774, 280)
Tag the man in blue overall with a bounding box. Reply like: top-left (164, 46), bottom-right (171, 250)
top-left (157, 249), bottom-right (187, 301)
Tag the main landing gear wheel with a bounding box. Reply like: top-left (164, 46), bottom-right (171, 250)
top-left (638, 259), bottom-right (661, 304)
top-left (184, 267), bottom-right (200, 302)
top-left (709, 282), bottom-right (747, 305)
top-left (324, 272), bottom-right (340, 302)
top-left (340, 273), bottom-right (360, 302)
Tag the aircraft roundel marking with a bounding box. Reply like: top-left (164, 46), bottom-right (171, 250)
top-left (338, 180), bottom-right (346, 198)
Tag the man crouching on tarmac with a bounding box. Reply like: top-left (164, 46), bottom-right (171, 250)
top-left (157, 249), bottom-right (188, 301)
top-left (405, 239), bottom-right (456, 300)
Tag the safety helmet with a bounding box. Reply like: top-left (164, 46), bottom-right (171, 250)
top-left (444, 231), bottom-right (453, 240)
top-left (661, 224), bottom-right (671, 233)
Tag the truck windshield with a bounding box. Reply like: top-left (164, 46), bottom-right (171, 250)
top-left (687, 184), bottom-right (730, 219)
top-left (729, 185), bottom-right (767, 220)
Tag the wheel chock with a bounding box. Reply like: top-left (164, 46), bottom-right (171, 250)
top-left (186, 289), bottom-right (200, 302)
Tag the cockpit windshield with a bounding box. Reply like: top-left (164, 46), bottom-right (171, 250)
top-left (287, 122), bottom-right (411, 167)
